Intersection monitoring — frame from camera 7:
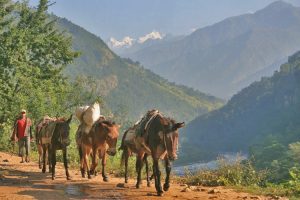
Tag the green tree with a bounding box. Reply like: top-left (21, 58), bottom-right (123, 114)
top-left (0, 0), bottom-right (79, 125)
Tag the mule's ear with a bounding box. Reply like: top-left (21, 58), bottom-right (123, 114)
top-left (67, 114), bottom-right (73, 124)
top-left (102, 123), bottom-right (110, 132)
top-left (172, 122), bottom-right (185, 131)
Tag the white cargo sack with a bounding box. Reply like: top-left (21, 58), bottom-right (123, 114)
top-left (75, 106), bottom-right (89, 123)
top-left (82, 102), bottom-right (101, 127)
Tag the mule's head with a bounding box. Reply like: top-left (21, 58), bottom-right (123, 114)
top-left (56, 115), bottom-right (72, 146)
top-left (162, 118), bottom-right (185, 161)
top-left (102, 121), bottom-right (120, 156)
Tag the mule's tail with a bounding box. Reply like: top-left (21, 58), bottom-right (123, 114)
top-left (78, 146), bottom-right (83, 161)
top-left (120, 147), bottom-right (128, 167)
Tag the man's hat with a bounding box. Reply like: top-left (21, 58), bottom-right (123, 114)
top-left (21, 109), bottom-right (26, 113)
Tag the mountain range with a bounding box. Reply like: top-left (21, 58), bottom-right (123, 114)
top-left (120, 1), bottom-right (300, 99)
top-left (179, 50), bottom-right (300, 165)
top-left (54, 17), bottom-right (223, 123)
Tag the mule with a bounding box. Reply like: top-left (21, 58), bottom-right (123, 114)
top-left (35, 116), bottom-right (55, 169)
top-left (79, 120), bottom-right (119, 181)
top-left (40, 115), bottom-right (72, 180)
top-left (120, 112), bottom-right (184, 196)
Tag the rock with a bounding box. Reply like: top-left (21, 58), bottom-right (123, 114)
top-left (268, 195), bottom-right (284, 200)
top-left (208, 189), bottom-right (221, 194)
top-left (189, 186), bottom-right (197, 191)
top-left (209, 196), bottom-right (218, 199)
top-left (181, 187), bottom-right (192, 192)
top-left (180, 184), bottom-right (188, 187)
top-left (3, 159), bottom-right (9, 162)
top-left (116, 183), bottom-right (129, 188)
top-left (250, 196), bottom-right (260, 199)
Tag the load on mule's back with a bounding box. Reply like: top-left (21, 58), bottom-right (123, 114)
top-left (75, 102), bottom-right (119, 181)
top-left (120, 109), bottom-right (185, 196)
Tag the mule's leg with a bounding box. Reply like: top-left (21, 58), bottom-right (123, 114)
top-left (79, 147), bottom-right (85, 178)
top-left (135, 155), bottom-right (144, 188)
top-left (102, 153), bottom-right (108, 182)
top-left (42, 145), bottom-right (47, 173)
top-left (63, 147), bottom-right (71, 180)
top-left (48, 145), bottom-right (52, 173)
top-left (90, 148), bottom-right (98, 176)
top-left (51, 148), bottom-right (56, 180)
top-left (153, 159), bottom-right (163, 196)
top-left (144, 154), bottom-right (151, 187)
top-left (38, 145), bottom-right (42, 169)
top-left (124, 149), bottom-right (129, 184)
top-left (83, 148), bottom-right (91, 179)
top-left (163, 158), bottom-right (171, 191)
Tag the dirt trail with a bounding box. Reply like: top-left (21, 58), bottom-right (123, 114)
top-left (0, 151), bottom-right (286, 200)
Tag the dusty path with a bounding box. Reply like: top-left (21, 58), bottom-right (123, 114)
top-left (0, 152), bottom-right (286, 200)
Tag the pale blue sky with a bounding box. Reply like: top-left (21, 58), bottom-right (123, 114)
top-left (28, 0), bottom-right (300, 40)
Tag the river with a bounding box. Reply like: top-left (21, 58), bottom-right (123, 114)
top-left (173, 153), bottom-right (247, 176)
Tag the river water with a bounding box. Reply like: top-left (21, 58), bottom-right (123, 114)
top-left (173, 153), bottom-right (247, 176)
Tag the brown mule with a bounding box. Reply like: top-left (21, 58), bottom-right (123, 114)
top-left (120, 112), bottom-right (184, 196)
top-left (79, 120), bottom-right (119, 181)
top-left (39, 115), bottom-right (73, 180)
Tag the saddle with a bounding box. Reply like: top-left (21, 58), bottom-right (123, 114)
top-left (121, 110), bottom-right (160, 154)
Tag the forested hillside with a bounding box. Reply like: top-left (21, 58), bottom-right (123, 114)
top-left (55, 18), bottom-right (224, 123)
top-left (180, 51), bottom-right (300, 168)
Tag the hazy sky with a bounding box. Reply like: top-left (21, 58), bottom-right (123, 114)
top-left (28, 0), bottom-right (300, 40)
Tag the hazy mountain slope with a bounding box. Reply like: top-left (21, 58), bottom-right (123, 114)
top-left (55, 18), bottom-right (223, 122)
top-left (178, 51), bottom-right (300, 164)
top-left (125, 1), bottom-right (300, 98)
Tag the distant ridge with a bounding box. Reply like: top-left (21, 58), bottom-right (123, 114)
top-left (179, 50), bottom-right (300, 164)
top-left (55, 17), bottom-right (224, 122)
top-left (123, 1), bottom-right (300, 99)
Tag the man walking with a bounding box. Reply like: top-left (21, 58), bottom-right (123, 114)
top-left (12, 109), bottom-right (33, 163)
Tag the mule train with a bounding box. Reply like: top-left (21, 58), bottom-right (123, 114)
top-left (35, 102), bottom-right (184, 196)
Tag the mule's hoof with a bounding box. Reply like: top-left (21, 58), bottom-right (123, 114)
top-left (147, 182), bottom-right (151, 187)
top-left (39, 165), bottom-right (42, 169)
top-left (157, 191), bottom-right (164, 197)
top-left (52, 176), bottom-right (55, 180)
top-left (136, 182), bottom-right (142, 189)
top-left (88, 175), bottom-right (92, 179)
top-left (103, 177), bottom-right (109, 182)
top-left (42, 169), bottom-right (46, 173)
top-left (66, 176), bottom-right (72, 181)
top-left (125, 179), bottom-right (128, 184)
top-left (163, 183), bottom-right (170, 191)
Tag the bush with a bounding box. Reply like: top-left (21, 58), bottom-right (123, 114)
top-left (182, 155), bottom-right (268, 187)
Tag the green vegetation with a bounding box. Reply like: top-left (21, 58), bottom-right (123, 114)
top-left (179, 51), bottom-right (300, 197)
top-left (0, 0), bottom-right (222, 187)
top-left (55, 17), bottom-right (224, 123)
top-left (181, 51), bottom-right (300, 164)
top-left (178, 155), bottom-right (300, 198)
